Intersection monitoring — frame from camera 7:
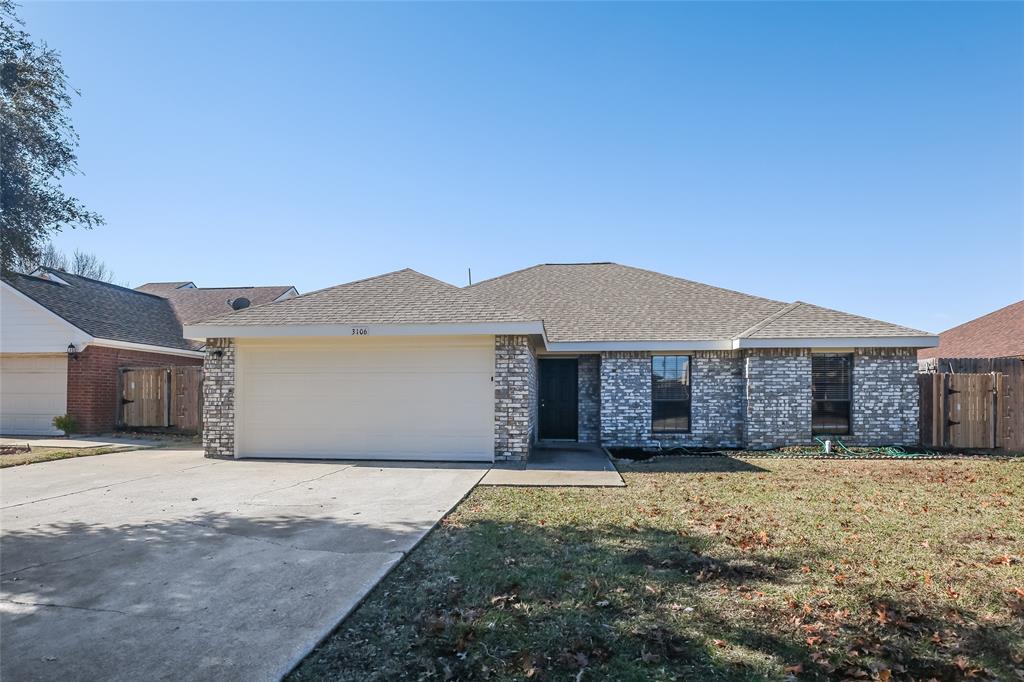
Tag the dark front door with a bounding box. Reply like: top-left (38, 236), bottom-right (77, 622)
top-left (539, 358), bottom-right (578, 440)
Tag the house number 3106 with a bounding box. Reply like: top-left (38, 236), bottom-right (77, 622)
top-left (351, 327), bottom-right (368, 336)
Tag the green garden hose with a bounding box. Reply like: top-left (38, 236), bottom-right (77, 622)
top-left (648, 439), bottom-right (941, 459)
top-left (813, 436), bottom-right (937, 458)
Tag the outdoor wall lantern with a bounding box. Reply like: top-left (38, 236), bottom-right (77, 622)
top-left (67, 343), bottom-right (79, 361)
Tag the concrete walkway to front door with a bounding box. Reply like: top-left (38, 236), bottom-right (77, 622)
top-left (479, 444), bottom-right (625, 487)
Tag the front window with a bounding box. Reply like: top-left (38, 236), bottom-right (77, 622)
top-left (812, 354), bottom-right (852, 435)
top-left (652, 355), bottom-right (691, 433)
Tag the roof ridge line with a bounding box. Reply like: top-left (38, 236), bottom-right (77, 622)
top-left (37, 267), bottom-right (170, 301)
top-left (617, 263), bottom-right (787, 306)
top-left (177, 285), bottom-right (293, 291)
top-left (412, 271), bottom-right (463, 291)
top-left (464, 263), bottom-right (549, 289)
top-left (736, 301), bottom-right (804, 339)
top-left (275, 268), bottom-right (416, 303)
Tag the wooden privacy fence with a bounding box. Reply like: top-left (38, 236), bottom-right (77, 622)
top-left (919, 369), bottom-right (1024, 451)
top-left (119, 367), bottom-right (203, 433)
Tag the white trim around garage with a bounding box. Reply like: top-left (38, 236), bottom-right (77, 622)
top-left (183, 321), bottom-right (547, 341)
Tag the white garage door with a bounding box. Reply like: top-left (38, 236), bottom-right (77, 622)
top-left (0, 355), bottom-right (68, 436)
top-left (236, 336), bottom-right (495, 461)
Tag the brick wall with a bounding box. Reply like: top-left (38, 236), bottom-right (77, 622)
top-left (670, 351), bottom-right (744, 448)
top-left (577, 355), bottom-right (601, 443)
top-left (848, 347), bottom-right (919, 445)
top-left (742, 348), bottom-right (813, 449)
top-left (599, 350), bottom-right (745, 449)
top-left (66, 345), bottom-right (202, 434)
top-left (599, 351), bottom-right (654, 447)
top-left (494, 335), bottom-right (537, 461)
top-left (202, 338), bottom-right (236, 459)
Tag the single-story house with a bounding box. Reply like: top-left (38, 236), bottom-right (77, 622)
top-left (184, 263), bottom-right (937, 462)
top-left (0, 269), bottom-right (298, 435)
top-left (918, 299), bottom-right (1024, 371)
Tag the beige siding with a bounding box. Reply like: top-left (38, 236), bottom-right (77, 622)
top-left (1, 284), bottom-right (91, 353)
top-left (235, 336), bottom-right (495, 461)
top-left (0, 355), bottom-right (67, 435)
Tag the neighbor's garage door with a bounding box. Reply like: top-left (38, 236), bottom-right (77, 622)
top-left (235, 336), bottom-right (494, 461)
top-left (0, 355), bottom-right (67, 435)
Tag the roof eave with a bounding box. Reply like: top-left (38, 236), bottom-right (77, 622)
top-left (733, 336), bottom-right (940, 349)
top-left (183, 321), bottom-right (546, 341)
top-left (543, 340), bottom-right (733, 352)
top-left (87, 338), bottom-right (205, 358)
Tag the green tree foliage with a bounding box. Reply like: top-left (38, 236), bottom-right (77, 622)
top-left (0, 0), bottom-right (102, 273)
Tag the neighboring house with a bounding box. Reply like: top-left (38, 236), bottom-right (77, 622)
top-left (918, 300), bottom-right (1024, 368)
top-left (0, 270), bottom-right (300, 436)
top-left (184, 263), bottom-right (937, 462)
top-left (135, 281), bottom-right (298, 323)
top-left (1, 269), bottom-right (204, 435)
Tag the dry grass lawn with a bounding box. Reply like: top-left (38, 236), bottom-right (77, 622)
top-left (292, 457), bottom-right (1023, 681)
top-left (0, 445), bottom-right (126, 468)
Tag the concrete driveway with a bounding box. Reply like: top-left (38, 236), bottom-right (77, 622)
top-left (0, 449), bottom-right (486, 681)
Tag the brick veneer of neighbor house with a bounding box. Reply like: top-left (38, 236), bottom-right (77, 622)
top-left (577, 355), bottom-right (601, 443)
top-left (66, 345), bottom-right (202, 434)
top-left (494, 335), bottom-right (538, 461)
top-left (202, 338), bottom-right (236, 459)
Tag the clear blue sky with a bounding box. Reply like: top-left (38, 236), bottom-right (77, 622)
top-left (21, 1), bottom-right (1024, 333)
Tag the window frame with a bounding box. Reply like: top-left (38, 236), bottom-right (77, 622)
top-left (651, 355), bottom-right (692, 434)
top-left (811, 353), bottom-right (854, 436)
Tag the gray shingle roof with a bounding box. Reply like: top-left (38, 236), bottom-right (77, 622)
top-left (467, 263), bottom-right (788, 342)
top-left (3, 269), bottom-right (198, 351)
top-left (135, 281), bottom-right (194, 295)
top-left (198, 269), bottom-right (532, 326)
top-left (739, 301), bottom-right (929, 339)
top-left (142, 285), bottom-right (296, 324)
top-left (191, 263), bottom-right (930, 344)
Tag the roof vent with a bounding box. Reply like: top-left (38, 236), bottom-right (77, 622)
top-left (230, 297), bottom-right (251, 311)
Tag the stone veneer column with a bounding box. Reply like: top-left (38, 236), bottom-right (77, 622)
top-left (849, 348), bottom-right (919, 445)
top-left (202, 338), bottom-right (236, 459)
top-left (494, 335), bottom-right (537, 461)
top-left (742, 349), bottom-right (812, 449)
top-left (577, 355), bottom-right (601, 443)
